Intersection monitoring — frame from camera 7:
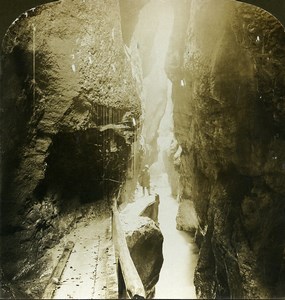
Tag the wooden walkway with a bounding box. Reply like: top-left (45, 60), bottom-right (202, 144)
top-left (42, 216), bottom-right (118, 299)
top-left (41, 191), bottom-right (152, 300)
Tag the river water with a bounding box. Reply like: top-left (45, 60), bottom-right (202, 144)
top-left (153, 170), bottom-right (198, 299)
top-left (147, 78), bottom-right (198, 299)
top-left (151, 112), bottom-right (199, 299)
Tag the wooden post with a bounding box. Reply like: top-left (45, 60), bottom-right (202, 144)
top-left (112, 208), bottom-right (145, 299)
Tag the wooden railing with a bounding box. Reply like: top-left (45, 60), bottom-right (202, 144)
top-left (112, 206), bottom-right (146, 299)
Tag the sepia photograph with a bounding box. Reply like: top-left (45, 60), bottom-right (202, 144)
top-left (0, 0), bottom-right (285, 299)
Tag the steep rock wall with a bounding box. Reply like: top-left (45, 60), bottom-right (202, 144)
top-left (1, 0), bottom-right (142, 281)
top-left (166, 0), bottom-right (285, 298)
top-left (138, 0), bottom-right (173, 166)
top-left (119, 0), bottom-right (149, 48)
top-left (162, 139), bottom-right (180, 197)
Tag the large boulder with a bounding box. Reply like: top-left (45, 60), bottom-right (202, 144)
top-left (121, 216), bottom-right (164, 298)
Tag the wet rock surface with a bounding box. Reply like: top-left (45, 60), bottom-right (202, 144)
top-left (176, 199), bottom-right (198, 234)
top-left (166, 0), bottom-right (285, 298)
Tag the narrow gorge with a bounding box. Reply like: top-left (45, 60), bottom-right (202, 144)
top-left (1, 0), bottom-right (285, 299)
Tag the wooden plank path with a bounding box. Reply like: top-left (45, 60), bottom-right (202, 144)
top-left (42, 241), bottom-right (75, 299)
top-left (41, 193), bottom-right (151, 300)
top-left (42, 215), bottom-right (118, 299)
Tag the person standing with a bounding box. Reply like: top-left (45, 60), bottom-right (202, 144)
top-left (139, 165), bottom-right (151, 196)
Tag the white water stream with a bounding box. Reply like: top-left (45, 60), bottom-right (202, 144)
top-left (153, 171), bottom-right (198, 299)
top-left (150, 88), bottom-right (199, 299)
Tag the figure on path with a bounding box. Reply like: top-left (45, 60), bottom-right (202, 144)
top-left (139, 165), bottom-right (151, 196)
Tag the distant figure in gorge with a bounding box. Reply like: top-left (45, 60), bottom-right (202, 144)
top-left (139, 165), bottom-right (151, 196)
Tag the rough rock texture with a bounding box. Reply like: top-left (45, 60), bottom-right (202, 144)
top-left (1, 0), bottom-right (142, 286)
top-left (119, 0), bottom-right (150, 47)
top-left (163, 138), bottom-right (181, 197)
top-left (176, 199), bottom-right (199, 234)
top-left (142, 71), bottom-right (169, 165)
top-left (166, 0), bottom-right (285, 298)
top-left (119, 0), bottom-right (173, 171)
top-left (136, 0), bottom-right (173, 166)
top-left (130, 0), bottom-right (159, 78)
top-left (121, 216), bottom-right (164, 298)
top-left (116, 0), bottom-right (161, 205)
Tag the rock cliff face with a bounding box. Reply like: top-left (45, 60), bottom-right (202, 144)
top-left (119, 0), bottom-right (150, 48)
top-left (137, 0), bottom-right (173, 166)
top-left (1, 0), bottom-right (142, 281)
top-left (166, 0), bottom-right (285, 298)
